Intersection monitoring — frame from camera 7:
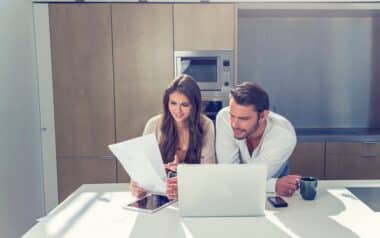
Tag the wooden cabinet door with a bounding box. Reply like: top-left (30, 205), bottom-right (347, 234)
top-left (49, 4), bottom-right (116, 201)
top-left (174, 4), bottom-right (235, 50)
top-left (326, 142), bottom-right (380, 179)
top-left (50, 4), bottom-right (115, 157)
top-left (57, 157), bottom-right (116, 202)
top-left (112, 4), bottom-right (174, 182)
top-left (288, 142), bottom-right (325, 179)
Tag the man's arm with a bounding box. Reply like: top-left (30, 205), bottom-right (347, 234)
top-left (255, 134), bottom-right (296, 177)
top-left (215, 109), bottom-right (240, 164)
top-left (252, 131), bottom-right (298, 194)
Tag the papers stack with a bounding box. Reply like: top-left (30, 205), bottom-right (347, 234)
top-left (108, 134), bottom-right (166, 194)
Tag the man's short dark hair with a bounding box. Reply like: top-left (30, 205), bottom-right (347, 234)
top-left (230, 82), bottom-right (269, 113)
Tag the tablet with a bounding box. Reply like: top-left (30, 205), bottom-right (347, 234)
top-left (125, 194), bottom-right (175, 213)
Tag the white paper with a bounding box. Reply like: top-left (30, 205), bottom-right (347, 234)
top-left (108, 134), bottom-right (166, 194)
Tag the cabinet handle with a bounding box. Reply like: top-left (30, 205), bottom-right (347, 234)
top-left (360, 141), bottom-right (377, 158)
top-left (360, 154), bottom-right (376, 158)
top-left (362, 141), bottom-right (376, 144)
top-left (101, 156), bottom-right (114, 160)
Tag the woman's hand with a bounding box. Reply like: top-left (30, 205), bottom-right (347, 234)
top-left (166, 176), bottom-right (178, 200)
top-left (165, 155), bottom-right (179, 172)
top-left (165, 155), bottom-right (179, 200)
top-left (130, 180), bottom-right (147, 198)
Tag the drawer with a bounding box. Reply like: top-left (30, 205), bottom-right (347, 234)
top-left (326, 154), bottom-right (380, 179)
top-left (326, 142), bottom-right (380, 157)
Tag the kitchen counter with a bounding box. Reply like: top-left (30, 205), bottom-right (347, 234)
top-left (296, 128), bottom-right (380, 142)
top-left (23, 181), bottom-right (380, 238)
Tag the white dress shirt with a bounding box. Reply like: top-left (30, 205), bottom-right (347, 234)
top-left (216, 107), bottom-right (297, 193)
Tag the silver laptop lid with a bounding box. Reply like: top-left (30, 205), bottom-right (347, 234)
top-left (178, 163), bottom-right (267, 217)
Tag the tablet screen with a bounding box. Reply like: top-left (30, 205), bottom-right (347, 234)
top-left (127, 194), bottom-right (172, 213)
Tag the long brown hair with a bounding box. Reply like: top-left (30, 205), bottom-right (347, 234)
top-left (159, 74), bottom-right (203, 164)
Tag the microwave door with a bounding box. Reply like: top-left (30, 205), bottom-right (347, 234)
top-left (178, 57), bottom-right (219, 91)
top-left (181, 59), bottom-right (191, 73)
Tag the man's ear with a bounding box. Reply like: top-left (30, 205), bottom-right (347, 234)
top-left (259, 110), bottom-right (269, 122)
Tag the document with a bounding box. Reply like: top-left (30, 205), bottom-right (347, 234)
top-left (108, 134), bottom-right (166, 194)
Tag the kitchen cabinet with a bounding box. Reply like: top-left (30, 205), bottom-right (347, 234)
top-left (47, 3), bottom-right (237, 198)
top-left (112, 3), bottom-right (173, 142)
top-left (325, 142), bottom-right (380, 179)
top-left (288, 142), bottom-right (325, 179)
top-left (289, 140), bottom-right (380, 180)
top-left (112, 4), bottom-right (174, 182)
top-left (116, 161), bottom-right (130, 183)
top-left (50, 3), bottom-right (174, 196)
top-left (174, 3), bottom-right (235, 50)
top-left (49, 4), bottom-right (116, 201)
top-left (50, 4), bottom-right (115, 157)
top-left (57, 157), bottom-right (116, 202)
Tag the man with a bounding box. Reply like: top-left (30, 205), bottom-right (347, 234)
top-left (216, 82), bottom-right (300, 197)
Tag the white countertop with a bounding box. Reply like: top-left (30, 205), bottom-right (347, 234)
top-left (23, 180), bottom-right (380, 238)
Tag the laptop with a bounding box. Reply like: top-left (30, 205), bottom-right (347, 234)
top-left (177, 163), bottom-right (267, 217)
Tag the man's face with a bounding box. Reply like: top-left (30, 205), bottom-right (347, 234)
top-left (229, 98), bottom-right (261, 140)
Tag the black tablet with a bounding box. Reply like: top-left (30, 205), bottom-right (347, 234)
top-left (125, 194), bottom-right (175, 213)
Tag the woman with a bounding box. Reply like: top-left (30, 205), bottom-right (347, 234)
top-left (130, 74), bottom-right (215, 200)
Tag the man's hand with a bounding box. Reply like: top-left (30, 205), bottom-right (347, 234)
top-left (275, 175), bottom-right (301, 197)
top-left (130, 180), bottom-right (147, 198)
top-left (166, 177), bottom-right (178, 200)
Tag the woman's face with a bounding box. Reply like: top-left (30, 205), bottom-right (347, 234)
top-left (168, 91), bottom-right (192, 123)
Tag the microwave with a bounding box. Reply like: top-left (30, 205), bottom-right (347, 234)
top-left (174, 50), bottom-right (234, 92)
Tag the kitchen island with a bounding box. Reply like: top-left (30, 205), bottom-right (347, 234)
top-left (23, 180), bottom-right (380, 238)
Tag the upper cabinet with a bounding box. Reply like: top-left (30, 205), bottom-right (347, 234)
top-left (44, 3), bottom-right (237, 198)
top-left (49, 3), bottom-right (237, 153)
top-left (49, 4), bottom-right (115, 157)
top-left (112, 4), bottom-right (174, 142)
top-left (174, 3), bottom-right (235, 50)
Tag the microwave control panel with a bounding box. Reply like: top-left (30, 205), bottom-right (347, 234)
top-left (222, 59), bottom-right (232, 92)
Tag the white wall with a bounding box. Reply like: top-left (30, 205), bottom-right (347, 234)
top-left (0, 1), bottom-right (45, 237)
